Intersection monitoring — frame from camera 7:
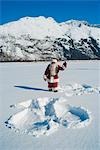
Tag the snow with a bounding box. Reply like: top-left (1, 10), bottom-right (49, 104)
top-left (0, 16), bottom-right (100, 41)
top-left (0, 16), bottom-right (64, 39)
top-left (0, 61), bottom-right (100, 150)
top-left (0, 16), bottom-right (100, 61)
top-left (5, 97), bottom-right (91, 137)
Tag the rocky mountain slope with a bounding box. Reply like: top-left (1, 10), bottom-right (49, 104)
top-left (0, 16), bottom-right (100, 61)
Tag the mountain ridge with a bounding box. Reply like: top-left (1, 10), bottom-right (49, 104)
top-left (1, 16), bottom-right (100, 28)
top-left (0, 16), bottom-right (100, 61)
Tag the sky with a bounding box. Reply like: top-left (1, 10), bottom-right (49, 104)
top-left (0, 0), bottom-right (100, 25)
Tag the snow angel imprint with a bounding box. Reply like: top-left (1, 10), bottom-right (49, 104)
top-left (43, 58), bottom-right (67, 92)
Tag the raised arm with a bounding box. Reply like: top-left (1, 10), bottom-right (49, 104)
top-left (58, 61), bottom-right (67, 70)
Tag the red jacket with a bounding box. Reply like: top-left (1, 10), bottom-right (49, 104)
top-left (44, 62), bottom-right (67, 80)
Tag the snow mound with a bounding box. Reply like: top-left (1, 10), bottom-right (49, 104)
top-left (59, 83), bottom-right (100, 96)
top-left (5, 97), bottom-right (91, 137)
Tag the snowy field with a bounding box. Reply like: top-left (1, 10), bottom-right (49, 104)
top-left (0, 61), bottom-right (100, 150)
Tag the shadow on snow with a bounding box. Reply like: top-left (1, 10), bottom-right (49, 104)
top-left (14, 85), bottom-right (49, 92)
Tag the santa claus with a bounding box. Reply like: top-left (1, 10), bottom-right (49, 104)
top-left (43, 58), bottom-right (67, 92)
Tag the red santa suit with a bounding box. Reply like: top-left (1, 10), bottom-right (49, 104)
top-left (43, 59), bottom-right (67, 92)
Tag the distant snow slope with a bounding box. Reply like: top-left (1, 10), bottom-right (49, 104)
top-left (0, 16), bottom-right (100, 61)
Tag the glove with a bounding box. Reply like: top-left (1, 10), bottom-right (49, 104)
top-left (63, 61), bottom-right (67, 68)
top-left (43, 75), bottom-right (47, 81)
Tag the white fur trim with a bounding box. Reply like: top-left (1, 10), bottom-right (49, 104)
top-left (52, 87), bottom-right (59, 91)
top-left (54, 78), bottom-right (59, 82)
top-left (47, 78), bottom-right (59, 83)
top-left (52, 59), bottom-right (57, 63)
top-left (43, 75), bottom-right (47, 80)
top-left (62, 65), bottom-right (66, 70)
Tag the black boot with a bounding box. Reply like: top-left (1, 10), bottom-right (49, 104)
top-left (49, 89), bottom-right (52, 91)
top-left (54, 90), bottom-right (58, 92)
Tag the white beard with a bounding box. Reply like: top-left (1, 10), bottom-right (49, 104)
top-left (49, 63), bottom-right (58, 76)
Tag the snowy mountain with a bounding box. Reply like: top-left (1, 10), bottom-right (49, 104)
top-left (0, 16), bottom-right (100, 61)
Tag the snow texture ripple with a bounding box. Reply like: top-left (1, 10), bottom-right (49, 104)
top-left (59, 83), bottom-right (100, 96)
top-left (5, 97), bottom-right (91, 137)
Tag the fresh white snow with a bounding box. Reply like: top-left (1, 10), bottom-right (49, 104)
top-left (0, 16), bottom-right (100, 40)
top-left (0, 61), bottom-right (100, 150)
top-left (5, 97), bottom-right (91, 137)
top-left (0, 16), bottom-right (100, 61)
